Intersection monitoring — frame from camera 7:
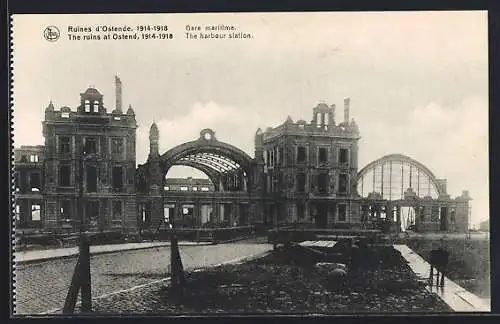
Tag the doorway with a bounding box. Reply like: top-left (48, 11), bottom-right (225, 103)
top-left (85, 200), bottom-right (99, 228)
top-left (181, 204), bottom-right (195, 227)
top-left (163, 204), bottom-right (175, 224)
top-left (315, 203), bottom-right (328, 228)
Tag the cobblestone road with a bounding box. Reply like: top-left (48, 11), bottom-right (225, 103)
top-left (14, 240), bottom-right (272, 314)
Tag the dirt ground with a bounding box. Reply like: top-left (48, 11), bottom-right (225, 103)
top-left (91, 245), bottom-right (453, 314)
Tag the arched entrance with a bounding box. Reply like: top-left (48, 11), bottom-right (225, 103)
top-left (136, 128), bottom-right (257, 229)
top-left (160, 129), bottom-right (253, 193)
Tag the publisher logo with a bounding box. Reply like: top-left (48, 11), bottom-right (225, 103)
top-left (44, 26), bottom-right (60, 42)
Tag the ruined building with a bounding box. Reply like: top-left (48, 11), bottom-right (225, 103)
top-left (13, 78), bottom-right (472, 233)
top-left (15, 77), bottom-right (138, 231)
top-left (255, 99), bottom-right (360, 227)
top-left (14, 145), bottom-right (44, 228)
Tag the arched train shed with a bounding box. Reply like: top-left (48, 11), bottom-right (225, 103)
top-left (356, 154), bottom-right (471, 232)
top-left (357, 154), bottom-right (446, 200)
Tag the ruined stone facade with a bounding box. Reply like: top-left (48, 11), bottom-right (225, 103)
top-left (13, 146), bottom-right (45, 229)
top-left (254, 99), bottom-right (362, 228)
top-left (30, 79), bottom-right (138, 232)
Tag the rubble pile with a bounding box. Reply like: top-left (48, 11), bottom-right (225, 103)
top-left (92, 244), bottom-right (453, 314)
top-left (156, 245), bottom-right (452, 313)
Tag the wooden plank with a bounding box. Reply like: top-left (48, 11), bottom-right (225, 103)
top-left (62, 255), bottom-right (81, 314)
top-left (79, 235), bottom-right (92, 313)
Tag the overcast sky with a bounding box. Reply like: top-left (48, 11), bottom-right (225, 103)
top-left (12, 12), bottom-right (488, 226)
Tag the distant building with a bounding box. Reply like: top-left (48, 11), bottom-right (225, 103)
top-left (479, 219), bottom-right (489, 232)
top-left (164, 177), bottom-right (214, 193)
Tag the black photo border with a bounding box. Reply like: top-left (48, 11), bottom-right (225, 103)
top-left (3, 0), bottom-right (499, 322)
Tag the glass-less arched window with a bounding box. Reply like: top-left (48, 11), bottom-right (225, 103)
top-left (84, 100), bottom-right (91, 112)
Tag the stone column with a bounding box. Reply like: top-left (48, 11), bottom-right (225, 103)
top-left (310, 203), bottom-right (317, 227)
top-left (385, 202), bottom-right (392, 222)
top-left (211, 201), bottom-right (216, 224)
top-left (350, 201), bottom-right (361, 225)
top-left (234, 202), bottom-right (240, 226)
top-left (272, 204), bottom-right (278, 226)
top-left (305, 201), bottom-right (311, 224)
top-left (226, 203), bottom-right (231, 226)
top-left (396, 206), bottom-right (401, 232)
top-left (351, 142), bottom-right (358, 169)
top-left (327, 202), bottom-right (335, 227)
top-left (227, 203), bottom-right (232, 225)
top-left (444, 206), bottom-right (450, 232)
top-left (215, 203), bottom-right (221, 224)
top-left (44, 199), bottom-right (58, 229)
top-left (149, 185), bottom-right (164, 228)
top-left (123, 198), bottom-right (138, 233)
top-left (99, 198), bottom-right (107, 231)
top-left (173, 204), bottom-right (180, 227)
top-left (455, 201), bottom-right (468, 233)
top-left (414, 204), bottom-right (421, 231)
top-left (194, 200), bottom-right (201, 227)
top-left (287, 202), bottom-right (296, 223)
top-left (20, 200), bottom-right (29, 227)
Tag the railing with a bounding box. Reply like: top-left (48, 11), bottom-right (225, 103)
top-left (16, 230), bottom-right (126, 249)
top-left (16, 224), bottom-right (255, 249)
top-left (162, 191), bottom-right (251, 199)
top-left (209, 226), bottom-right (255, 243)
top-left (142, 225), bottom-right (255, 244)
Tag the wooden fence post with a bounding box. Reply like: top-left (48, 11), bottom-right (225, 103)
top-left (62, 256), bottom-right (82, 314)
top-left (175, 239), bottom-right (186, 286)
top-left (62, 233), bottom-right (92, 314)
top-left (80, 234), bottom-right (92, 312)
top-left (170, 232), bottom-right (185, 292)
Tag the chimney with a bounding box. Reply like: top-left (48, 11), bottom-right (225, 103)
top-left (344, 97), bottom-right (350, 124)
top-left (330, 104), bottom-right (336, 124)
top-left (115, 75), bottom-right (122, 113)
